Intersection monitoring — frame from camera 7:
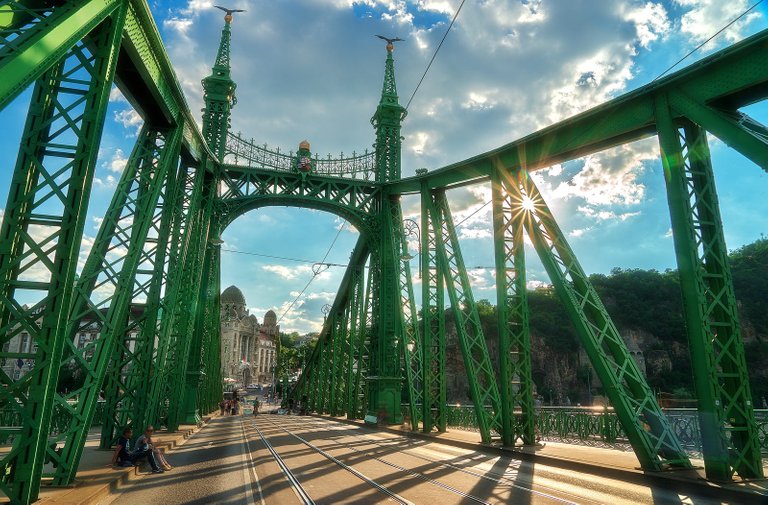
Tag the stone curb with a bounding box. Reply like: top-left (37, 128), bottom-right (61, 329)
top-left (33, 414), bottom-right (216, 505)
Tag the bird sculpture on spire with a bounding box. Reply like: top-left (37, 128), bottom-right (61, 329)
top-left (376, 34), bottom-right (404, 52)
top-left (214, 5), bottom-right (245, 23)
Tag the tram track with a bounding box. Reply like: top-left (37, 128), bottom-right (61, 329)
top-left (247, 415), bottom-right (415, 504)
top-left (269, 415), bottom-right (603, 505)
top-left (252, 414), bottom-right (589, 504)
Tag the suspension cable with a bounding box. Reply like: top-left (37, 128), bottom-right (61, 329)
top-left (276, 223), bottom-right (346, 325)
top-left (653, 0), bottom-right (764, 81)
top-left (404, 0), bottom-right (468, 111)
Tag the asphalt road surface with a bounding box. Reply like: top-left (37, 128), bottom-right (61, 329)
top-left (106, 413), bottom-right (734, 505)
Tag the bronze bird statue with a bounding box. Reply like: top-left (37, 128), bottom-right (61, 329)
top-left (215, 5), bottom-right (245, 22)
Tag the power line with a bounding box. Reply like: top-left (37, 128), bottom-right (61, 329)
top-left (653, 0), bottom-right (764, 82)
top-left (221, 248), bottom-right (347, 267)
top-left (276, 224), bottom-right (346, 325)
top-left (454, 199), bottom-right (491, 228)
top-left (404, 0), bottom-right (468, 111)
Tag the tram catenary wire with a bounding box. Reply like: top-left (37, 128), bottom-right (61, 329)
top-left (275, 223), bottom-right (346, 325)
top-left (653, 0), bottom-right (764, 81)
top-left (221, 200), bottom-right (496, 269)
top-left (404, 0), bottom-right (468, 111)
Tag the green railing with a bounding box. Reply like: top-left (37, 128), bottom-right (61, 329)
top-left (225, 132), bottom-right (376, 180)
top-left (0, 401), bottom-right (106, 445)
top-left (440, 404), bottom-right (768, 457)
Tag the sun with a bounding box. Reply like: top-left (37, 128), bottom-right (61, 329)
top-left (521, 196), bottom-right (536, 211)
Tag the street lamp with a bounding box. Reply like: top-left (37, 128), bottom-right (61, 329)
top-left (400, 218), bottom-right (421, 278)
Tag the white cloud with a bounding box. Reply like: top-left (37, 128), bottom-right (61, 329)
top-left (674, 0), bottom-right (762, 46)
top-left (109, 86), bottom-right (127, 103)
top-left (623, 2), bottom-right (669, 48)
top-left (113, 109), bottom-right (143, 135)
top-left (547, 139), bottom-right (659, 211)
top-left (107, 149), bottom-right (128, 174)
top-left (94, 175), bottom-right (118, 189)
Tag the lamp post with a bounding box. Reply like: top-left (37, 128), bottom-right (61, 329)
top-left (400, 218), bottom-right (421, 278)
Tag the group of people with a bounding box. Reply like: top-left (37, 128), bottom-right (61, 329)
top-left (111, 426), bottom-right (173, 474)
top-left (219, 399), bottom-right (240, 415)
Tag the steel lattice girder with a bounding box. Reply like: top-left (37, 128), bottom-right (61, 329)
top-left (293, 237), bottom-right (369, 416)
top-left (491, 168), bottom-right (535, 446)
top-left (144, 163), bottom-right (208, 429)
top-left (111, 158), bottom-right (185, 441)
top-left (53, 122), bottom-right (181, 485)
top-left (345, 267), bottom-right (366, 418)
top-left (420, 182), bottom-right (446, 433)
top-left (0, 0), bottom-right (121, 110)
top-left (163, 175), bottom-right (216, 430)
top-left (0, 9), bottom-right (126, 502)
top-left (391, 202), bottom-right (423, 430)
top-left (509, 169), bottom-right (691, 471)
top-left (426, 190), bottom-right (503, 443)
top-left (390, 29), bottom-right (768, 194)
top-left (179, 239), bottom-right (218, 425)
top-left (218, 166), bottom-right (379, 233)
top-left (655, 98), bottom-right (763, 480)
top-left (365, 194), bottom-right (404, 424)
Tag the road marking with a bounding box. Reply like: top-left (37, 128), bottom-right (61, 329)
top-left (240, 418), bottom-right (266, 505)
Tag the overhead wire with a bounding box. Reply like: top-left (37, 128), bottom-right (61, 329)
top-left (653, 0), bottom-right (764, 81)
top-left (275, 223), bottom-right (346, 325)
top-left (404, 0), bottom-right (468, 111)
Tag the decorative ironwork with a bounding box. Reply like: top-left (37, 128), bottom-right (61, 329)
top-left (225, 132), bottom-right (376, 180)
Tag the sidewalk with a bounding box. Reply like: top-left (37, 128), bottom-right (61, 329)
top-left (0, 414), bottom-right (217, 505)
top-left (317, 414), bottom-right (768, 503)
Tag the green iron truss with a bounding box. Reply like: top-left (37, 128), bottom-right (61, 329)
top-left (656, 100), bottom-right (763, 479)
top-left (507, 169), bottom-right (691, 471)
top-left (1, 2), bottom-right (767, 503)
top-left (491, 168), bottom-right (535, 446)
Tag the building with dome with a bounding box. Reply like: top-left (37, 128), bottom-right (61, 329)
top-left (220, 285), bottom-right (279, 387)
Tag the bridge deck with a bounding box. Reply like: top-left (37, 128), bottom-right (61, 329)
top-left (16, 410), bottom-right (767, 505)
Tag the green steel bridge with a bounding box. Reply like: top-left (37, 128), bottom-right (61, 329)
top-left (1, 2), bottom-right (767, 503)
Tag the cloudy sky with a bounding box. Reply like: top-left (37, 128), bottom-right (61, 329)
top-left (1, 0), bottom-right (767, 334)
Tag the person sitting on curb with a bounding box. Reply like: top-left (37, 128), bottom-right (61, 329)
top-left (136, 425), bottom-right (173, 471)
top-left (110, 426), bottom-right (164, 474)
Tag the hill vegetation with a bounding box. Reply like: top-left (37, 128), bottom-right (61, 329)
top-left (445, 237), bottom-right (768, 407)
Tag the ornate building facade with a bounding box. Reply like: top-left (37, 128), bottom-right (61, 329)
top-left (220, 285), bottom-right (278, 387)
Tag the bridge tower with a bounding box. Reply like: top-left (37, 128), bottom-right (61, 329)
top-left (177, 8), bottom-right (241, 425)
top-left (202, 8), bottom-right (238, 161)
top-left (366, 39), bottom-right (407, 424)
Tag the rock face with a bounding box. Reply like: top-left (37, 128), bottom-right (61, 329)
top-left (442, 307), bottom-right (765, 407)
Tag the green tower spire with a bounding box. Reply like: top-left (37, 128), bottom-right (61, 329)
top-left (371, 38), bottom-right (406, 182)
top-left (202, 9), bottom-right (239, 161)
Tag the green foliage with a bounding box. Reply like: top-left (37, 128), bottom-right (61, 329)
top-left (442, 238), bottom-right (767, 405)
top-left (730, 238), bottom-right (768, 337)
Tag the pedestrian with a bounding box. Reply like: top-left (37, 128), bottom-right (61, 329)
top-left (253, 398), bottom-right (260, 416)
top-left (136, 425), bottom-right (173, 471)
top-left (225, 400), bottom-right (231, 415)
top-left (232, 399), bottom-right (239, 415)
top-left (219, 400), bottom-right (225, 415)
top-left (110, 427), bottom-right (164, 474)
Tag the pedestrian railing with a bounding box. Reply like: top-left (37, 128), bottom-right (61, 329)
top-left (439, 404), bottom-right (768, 458)
top-left (0, 401), bottom-right (106, 444)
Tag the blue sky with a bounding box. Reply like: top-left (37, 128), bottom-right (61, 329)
top-left (1, 1), bottom-right (767, 334)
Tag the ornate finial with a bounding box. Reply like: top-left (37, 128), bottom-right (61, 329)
top-left (299, 139), bottom-right (310, 151)
top-left (214, 5), bottom-right (245, 24)
top-left (376, 34), bottom-right (404, 53)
